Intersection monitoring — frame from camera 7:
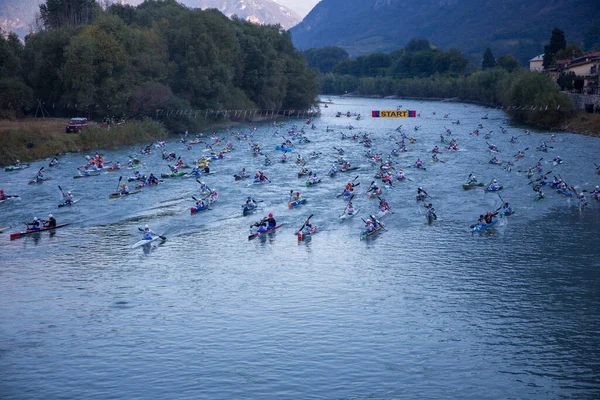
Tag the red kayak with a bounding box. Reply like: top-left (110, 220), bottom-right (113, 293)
top-left (248, 224), bottom-right (283, 240)
top-left (10, 222), bottom-right (72, 240)
top-left (297, 226), bottom-right (317, 241)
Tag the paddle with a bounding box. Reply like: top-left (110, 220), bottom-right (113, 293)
top-left (116, 176), bottom-right (122, 192)
top-left (138, 227), bottom-right (166, 240)
top-left (289, 189), bottom-right (294, 202)
top-left (58, 185), bottom-right (66, 199)
top-left (295, 214), bottom-right (313, 235)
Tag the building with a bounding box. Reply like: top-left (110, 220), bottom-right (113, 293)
top-left (554, 52), bottom-right (600, 95)
top-left (529, 54), bottom-right (544, 71)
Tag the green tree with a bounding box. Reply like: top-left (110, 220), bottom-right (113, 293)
top-left (543, 28), bottom-right (567, 68)
top-left (303, 46), bottom-right (349, 74)
top-left (496, 54), bottom-right (520, 73)
top-left (554, 44), bottom-right (584, 61)
top-left (39, 0), bottom-right (99, 29)
top-left (482, 48), bottom-right (496, 70)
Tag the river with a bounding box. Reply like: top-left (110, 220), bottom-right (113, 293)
top-left (1, 97), bottom-right (599, 399)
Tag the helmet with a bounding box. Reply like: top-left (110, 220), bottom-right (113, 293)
top-left (296, 192), bottom-right (300, 195)
top-left (596, 186), bottom-right (599, 189)
top-left (268, 213), bottom-right (273, 218)
top-left (68, 191), bottom-right (72, 194)
top-left (366, 220), bottom-right (372, 225)
top-left (200, 181), bottom-right (205, 185)
top-left (34, 217), bottom-right (38, 221)
top-left (122, 183), bottom-right (127, 187)
top-left (472, 176), bottom-right (476, 179)
top-left (493, 179), bottom-right (497, 183)
top-left (48, 214), bottom-right (53, 218)
top-left (418, 187), bottom-right (422, 190)
top-left (248, 196), bottom-right (252, 200)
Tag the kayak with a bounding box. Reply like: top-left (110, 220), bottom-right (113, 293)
top-left (500, 210), bottom-right (515, 217)
top-left (135, 181), bottom-right (162, 188)
top-left (288, 198), bottom-right (307, 209)
top-left (297, 226), bottom-right (317, 241)
top-left (242, 203), bottom-right (258, 215)
top-left (10, 222), bottom-right (72, 240)
top-left (471, 219), bottom-right (497, 232)
top-left (484, 185), bottom-right (503, 192)
top-left (413, 165), bottom-right (427, 171)
top-left (306, 179), bottom-right (321, 187)
top-left (248, 224), bottom-right (283, 240)
top-left (275, 146), bottom-right (293, 152)
top-left (108, 190), bottom-right (140, 199)
top-left (340, 208), bottom-right (358, 220)
top-left (426, 210), bottom-right (437, 224)
top-left (5, 165), bottom-right (30, 172)
top-left (234, 174), bottom-right (249, 180)
top-left (58, 199), bottom-right (80, 208)
top-left (361, 226), bottom-right (385, 239)
top-left (131, 235), bottom-right (165, 249)
top-left (0, 195), bottom-right (21, 204)
top-left (190, 204), bottom-right (210, 214)
top-left (340, 167), bottom-right (360, 173)
top-left (73, 171), bottom-right (101, 178)
top-left (536, 147), bottom-right (548, 152)
top-left (557, 188), bottom-right (573, 196)
top-left (161, 171), bottom-right (186, 178)
top-left (28, 177), bottom-right (52, 184)
top-left (462, 183), bottom-right (484, 190)
top-left (250, 180), bottom-right (269, 185)
top-left (377, 208), bottom-right (391, 218)
top-left (367, 188), bottom-right (382, 197)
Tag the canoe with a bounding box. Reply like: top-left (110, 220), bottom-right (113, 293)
top-left (108, 191), bottom-right (140, 199)
top-left (297, 226), bottom-right (317, 241)
top-left (288, 198), bottom-right (307, 209)
top-left (190, 205), bottom-right (210, 214)
top-left (10, 222), bottom-right (72, 240)
top-left (131, 235), bottom-right (165, 249)
top-left (462, 183), bottom-right (484, 190)
top-left (248, 224), bottom-right (283, 240)
top-left (161, 171), bottom-right (186, 178)
top-left (471, 219), bottom-right (497, 232)
top-left (340, 208), bottom-right (358, 220)
top-left (28, 177), bottom-right (52, 184)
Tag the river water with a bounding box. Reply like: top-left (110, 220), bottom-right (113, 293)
top-left (1, 97), bottom-right (599, 399)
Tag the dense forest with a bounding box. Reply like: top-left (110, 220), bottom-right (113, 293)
top-left (303, 38), bottom-right (575, 128)
top-left (0, 0), bottom-right (319, 131)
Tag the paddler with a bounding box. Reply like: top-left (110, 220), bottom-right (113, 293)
top-left (414, 158), bottom-right (423, 168)
top-left (425, 203), bottom-right (437, 219)
top-left (34, 170), bottom-right (44, 181)
top-left (417, 187), bottom-right (429, 201)
top-left (44, 214), bottom-right (57, 228)
top-left (379, 198), bottom-right (391, 213)
top-left (64, 191), bottom-right (74, 204)
top-left (293, 191), bottom-right (302, 201)
top-left (578, 193), bottom-right (588, 208)
top-left (142, 224), bottom-right (156, 240)
top-left (301, 217), bottom-right (313, 235)
top-left (26, 217), bottom-right (41, 231)
top-left (259, 171), bottom-right (268, 182)
top-left (0, 189), bottom-right (6, 200)
top-left (147, 173), bottom-right (159, 185)
top-left (246, 196), bottom-right (257, 207)
top-left (502, 202), bottom-right (513, 215)
top-left (119, 183), bottom-right (130, 194)
top-left (553, 156), bottom-right (563, 165)
top-left (364, 219), bottom-right (375, 233)
top-left (467, 175), bottom-right (478, 185)
top-left (395, 168), bottom-right (405, 181)
top-left (487, 179), bottom-right (501, 191)
top-left (368, 182), bottom-right (380, 194)
top-left (345, 202), bottom-right (355, 216)
top-left (490, 156), bottom-right (500, 164)
top-left (198, 181), bottom-right (210, 192)
top-left (266, 213), bottom-right (277, 228)
top-left (484, 211), bottom-right (498, 224)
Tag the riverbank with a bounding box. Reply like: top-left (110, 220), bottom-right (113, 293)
top-left (0, 118), bottom-right (166, 165)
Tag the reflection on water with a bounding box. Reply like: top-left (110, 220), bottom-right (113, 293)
top-left (1, 97), bottom-right (599, 399)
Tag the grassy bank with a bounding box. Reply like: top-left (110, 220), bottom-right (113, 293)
top-left (0, 118), bottom-right (165, 165)
top-left (558, 111), bottom-right (600, 137)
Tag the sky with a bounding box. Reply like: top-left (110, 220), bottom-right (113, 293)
top-left (273, 0), bottom-right (320, 18)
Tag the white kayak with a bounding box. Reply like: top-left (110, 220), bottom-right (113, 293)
top-left (131, 235), bottom-right (165, 249)
top-left (339, 208), bottom-right (359, 220)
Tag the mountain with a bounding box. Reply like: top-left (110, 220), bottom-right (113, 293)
top-left (272, 0), bottom-right (320, 19)
top-left (0, 0), bottom-right (301, 37)
top-left (289, 0), bottom-right (600, 63)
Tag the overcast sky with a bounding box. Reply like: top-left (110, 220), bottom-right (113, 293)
top-left (273, 0), bottom-right (320, 18)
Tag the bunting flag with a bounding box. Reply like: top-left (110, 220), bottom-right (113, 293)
top-left (372, 110), bottom-right (417, 118)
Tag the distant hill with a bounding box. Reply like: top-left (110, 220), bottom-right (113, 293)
top-left (0, 0), bottom-right (301, 37)
top-left (289, 0), bottom-right (600, 64)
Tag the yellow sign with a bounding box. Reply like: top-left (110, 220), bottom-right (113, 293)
top-left (371, 110), bottom-right (416, 118)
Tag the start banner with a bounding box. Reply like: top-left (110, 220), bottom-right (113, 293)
top-left (372, 110), bottom-right (417, 118)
